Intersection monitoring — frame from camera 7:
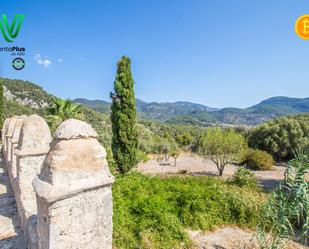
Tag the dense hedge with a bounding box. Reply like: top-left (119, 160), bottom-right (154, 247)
top-left (113, 173), bottom-right (266, 249)
top-left (244, 149), bottom-right (274, 171)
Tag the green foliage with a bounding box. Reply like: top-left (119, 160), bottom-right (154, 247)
top-left (244, 149), bottom-right (274, 171)
top-left (165, 113), bottom-right (216, 126)
top-left (0, 81), bottom-right (4, 130)
top-left (1, 77), bottom-right (54, 106)
top-left (230, 167), bottom-right (258, 189)
top-left (5, 99), bottom-right (42, 117)
top-left (256, 153), bottom-right (309, 248)
top-left (175, 131), bottom-right (193, 147)
top-left (45, 98), bottom-right (82, 131)
top-left (111, 56), bottom-right (138, 174)
top-left (113, 173), bottom-right (265, 249)
top-left (137, 150), bottom-right (150, 163)
top-left (248, 115), bottom-right (309, 161)
top-left (139, 120), bottom-right (206, 153)
top-left (152, 135), bottom-right (179, 165)
top-left (199, 128), bottom-right (248, 176)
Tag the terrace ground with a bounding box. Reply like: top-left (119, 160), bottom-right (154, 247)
top-left (138, 154), bottom-right (289, 190)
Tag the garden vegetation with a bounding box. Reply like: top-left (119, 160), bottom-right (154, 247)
top-left (244, 149), bottom-right (274, 171)
top-left (113, 173), bottom-right (266, 249)
top-left (248, 115), bottom-right (309, 161)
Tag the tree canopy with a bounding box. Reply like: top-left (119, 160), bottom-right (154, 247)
top-left (248, 115), bottom-right (309, 161)
top-left (199, 128), bottom-right (248, 176)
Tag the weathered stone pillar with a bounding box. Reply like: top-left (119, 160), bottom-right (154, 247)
top-left (1, 117), bottom-right (10, 148)
top-left (9, 115), bottom-right (27, 187)
top-left (2, 117), bottom-right (12, 161)
top-left (33, 119), bottom-right (115, 249)
top-left (5, 116), bottom-right (18, 164)
top-left (14, 114), bottom-right (51, 248)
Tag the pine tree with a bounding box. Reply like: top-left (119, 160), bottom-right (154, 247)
top-left (110, 56), bottom-right (138, 174)
top-left (0, 80), bottom-right (4, 131)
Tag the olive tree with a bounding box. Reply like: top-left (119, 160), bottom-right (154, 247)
top-left (153, 135), bottom-right (179, 165)
top-left (199, 128), bottom-right (248, 176)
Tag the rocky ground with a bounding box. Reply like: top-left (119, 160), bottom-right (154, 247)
top-left (0, 156), bottom-right (25, 249)
top-left (188, 227), bottom-right (307, 249)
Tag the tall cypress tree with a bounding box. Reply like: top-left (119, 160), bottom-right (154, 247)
top-left (0, 80), bottom-right (4, 132)
top-left (110, 56), bottom-right (138, 174)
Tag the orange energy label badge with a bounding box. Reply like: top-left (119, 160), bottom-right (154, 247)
top-left (295, 14), bottom-right (309, 39)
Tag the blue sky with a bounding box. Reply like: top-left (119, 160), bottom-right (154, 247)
top-left (0, 0), bottom-right (308, 108)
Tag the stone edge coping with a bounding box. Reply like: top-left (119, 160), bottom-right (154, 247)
top-left (14, 148), bottom-right (50, 158)
top-left (33, 173), bottom-right (115, 203)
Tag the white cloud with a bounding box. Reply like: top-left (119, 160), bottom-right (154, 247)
top-left (57, 58), bottom-right (63, 63)
top-left (34, 54), bottom-right (52, 68)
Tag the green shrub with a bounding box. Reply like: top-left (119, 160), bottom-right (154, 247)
top-left (137, 150), bottom-right (150, 163)
top-left (113, 173), bottom-right (266, 249)
top-left (231, 167), bottom-right (258, 189)
top-left (244, 149), bottom-right (274, 170)
top-left (248, 115), bottom-right (309, 161)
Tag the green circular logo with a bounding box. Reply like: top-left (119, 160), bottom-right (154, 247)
top-left (12, 57), bottom-right (25, 70)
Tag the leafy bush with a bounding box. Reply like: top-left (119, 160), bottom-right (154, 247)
top-left (137, 150), bottom-right (150, 163)
top-left (248, 115), bottom-right (309, 161)
top-left (244, 149), bottom-right (274, 171)
top-left (113, 173), bottom-right (266, 249)
top-left (231, 167), bottom-right (258, 188)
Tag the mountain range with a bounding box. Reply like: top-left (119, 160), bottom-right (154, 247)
top-left (1, 78), bottom-right (309, 126)
top-left (74, 96), bottom-right (309, 126)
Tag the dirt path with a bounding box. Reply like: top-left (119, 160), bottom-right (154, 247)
top-left (188, 227), bottom-right (307, 249)
top-left (0, 155), bottom-right (26, 249)
top-left (138, 154), bottom-right (286, 189)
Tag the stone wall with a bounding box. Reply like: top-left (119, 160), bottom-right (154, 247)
top-left (1, 116), bottom-right (114, 249)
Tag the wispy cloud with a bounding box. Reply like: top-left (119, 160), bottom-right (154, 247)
top-left (57, 58), bottom-right (63, 63)
top-left (34, 54), bottom-right (52, 68)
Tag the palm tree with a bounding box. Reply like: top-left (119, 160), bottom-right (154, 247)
top-left (45, 98), bottom-right (82, 130)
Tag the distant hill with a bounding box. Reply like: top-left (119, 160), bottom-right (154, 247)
top-left (212, 97), bottom-right (309, 125)
top-left (74, 98), bottom-right (111, 113)
top-left (248, 96), bottom-right (309, 114)
top-left (75, 96), bottom-right (309, 125)
top-left (2, 78), bottom-right (54, 109)
top-left (1, 78), bottom-right (309, 125)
